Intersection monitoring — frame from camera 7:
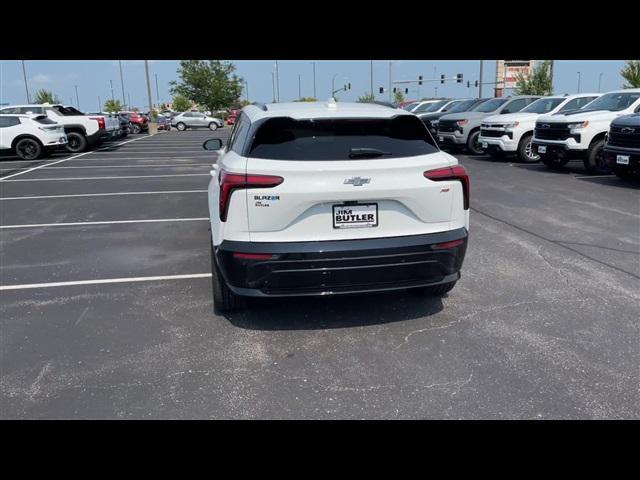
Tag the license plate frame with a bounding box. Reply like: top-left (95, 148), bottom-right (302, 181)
top-left (332, 203), bottom-right (378, 229)
top-left (538, 145), bottom-right (547, 154)
top-left (616, 155), bottom-right (630, 165)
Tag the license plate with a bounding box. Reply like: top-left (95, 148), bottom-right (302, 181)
top-left (616, 155), bottom-right (630, 165)
top-left (538, 145), bottom-right (547, 154)
top-left (60, 137), bottom-right (67, 143)
top-left (482, 142), bottom-right (488, 149)
top-left (333, 203), bottom-right (378, 229)
top-left (438, 136), bottom-right (444, 142)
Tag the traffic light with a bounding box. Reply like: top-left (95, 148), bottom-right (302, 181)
top-left (440, 74), bottom-right (445, 84)
top-left (475, 80), bottom-right (479, 87)
top-left (379, 87), bottom-right (384, 94)
top-left (457, 73), bottom-right (463, 83)
top-left (467, 81), bottom-right (470, 88)
top-left (393, 87), bottom-right (397, 93)
top-left (405, 88), bottom-right (408, 94)
top-left (348, 83), bottom-right (351, 90)
top-left (418, 75), bottom-right (423, 85)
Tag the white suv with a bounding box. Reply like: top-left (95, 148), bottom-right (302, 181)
top-left (479, 93), bottom-right (600, 162)
top-left (203, 100), bottom-right (470, 312)
top-left (0, 114), bottom-right (67, 160)
top-left (533, 89), bottom-right (640, 173)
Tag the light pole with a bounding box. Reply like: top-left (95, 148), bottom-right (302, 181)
top-left (598, 73), bottom-right (603, 93)
top-left (74, 85), bottom-right (80, 110)
top-left (311, 62), bottom-right (316, 99)
top-left (119, 60), bottom-right (126, 107)
top-left (577, 72), bottom-right (581, 93)
top-left (388, 61), bottom-right (392, 102)
top-left (271, 72), bottom-right (276, 103)
top-left (144, 60), bottom-right (154, 117)
top-left (98, 96), bottom-right (101, 111)
top-left (245, 80), bottom-right (249, 102)
top-left (275, 60), bottom-right (280, 103)
top-left (332, 74), bottom-right (338, 97)
top-left (298, 74), bottom-right (302, 100)
top-left (128, 93), bottom-right (131, 111)
top-left (479, 60), bottom-right (484, 98)
top-left (21, 60), bottom-right (31, 104)
top-left (154, 73), bottom-right (160, 107)
top-left (370, 60), bottom-right (373, 97)
top-left (110, 79), bottom-right (115, 101)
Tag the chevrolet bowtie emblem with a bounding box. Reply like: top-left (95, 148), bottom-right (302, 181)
top-left (344, 177), bottom-right (371, 186)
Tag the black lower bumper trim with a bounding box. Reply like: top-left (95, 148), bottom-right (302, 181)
top-left (216, 229), bottom-right (468, 298)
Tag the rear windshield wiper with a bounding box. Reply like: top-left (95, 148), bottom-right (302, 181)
top-left (349, 148), bottom-right (392, 158)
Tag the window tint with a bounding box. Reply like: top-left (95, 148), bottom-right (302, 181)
top-left (19, 106), bottom-right (43, 114)
top-left (447, 99), bottom-right (483, 114)
top-left (231, 118), bottom-right (250, 154)
top-left (502, 98), bottom-right (530, 114)
top-left (0, 107), bottom-right (20, 114)
top-left (471, 98), bottom-right (508, 112)
top-left (582, 92), bottom-right (640, 112)
top-left (0, 116), bottom-right (21, 127)
top-left (403, 102), bottom-right (419, 111)
top-left (521, 98), bottom-right (564, 114)
top-left (558, 96), bottom-right (596, 112)
top-left (249, 116), bottom-right (438, 161)
top-left (34, 115), bottom-right (56, 124)
top-left (51, 106), bottom-right (84, 116)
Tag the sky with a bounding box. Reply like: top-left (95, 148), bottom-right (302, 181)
top-left (0, 60), bottom-right (628, 110)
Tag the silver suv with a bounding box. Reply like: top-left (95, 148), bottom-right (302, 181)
top-left (171, 112), bottom-right (224, 131)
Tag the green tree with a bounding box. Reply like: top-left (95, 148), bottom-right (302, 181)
top-left (104, 99), bottom-right (123, 112)
top-left (172, 94), bottom-right (192, 112)
top-left (294, 97), bottom-right (318, 102)
top-left (394, 90), bottom-right (405, 105)
top-left (620, 60), bottom-right (640, 88)
top-left (34, 89), bottom-right (60, 104)
top-left (357, 92), bottom-right (375, 103)
top-left (514, 60), bottom-right (553, 95)
top-left (170, 60), bottom-right (244, 113)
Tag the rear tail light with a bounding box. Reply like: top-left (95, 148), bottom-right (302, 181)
top-left (90, 117), bottom-right (106, 130)
top-left (424, 165), bottom-right (470, 210)
top-left (219, 170), bottom-right (284, 221)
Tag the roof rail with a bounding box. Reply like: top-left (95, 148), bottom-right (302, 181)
top-left (251, 102), bottom-right (268, 111)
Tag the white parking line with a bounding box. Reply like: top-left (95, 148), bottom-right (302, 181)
top-left (4, 174), bottom-right (211, 182)
top-left (0, 136), bottom-right (147, 181)
top-left (0, 273), bottom-right (213, 291)
top-left (574, 175), bottom-right (615, 179)
top-left (0, 190), bottom-right (207, 201)
top-left (0, 217), bottom-right (209, 229)
top-left (1, 164), bottom-right (211, 171)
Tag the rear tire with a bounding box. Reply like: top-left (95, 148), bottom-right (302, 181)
top-left (131, 123), bottom-right (142, 134)
top-left (517, 134), bottom-right (540, 163)
top-left (176, 122), bottom-right (186, 131)
top-left (210, 235), bottom-right (243, 313)
top-left (466, 130), bottom-right (484, 155)
top-left (65, 131), bottom-right (88, 153)
top-left (208, 122), bottom-right (218, 131)
top-left (583, 139), bottom-right (610, 174)
top-left (15, 138), bottom-right (43, 160)
top-left (411, 281), bottom-right (457, 297)
top-left (541, 155), bottom-right (569, 170)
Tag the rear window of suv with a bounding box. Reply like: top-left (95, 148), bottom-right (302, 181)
top-left (249, 116), bottom-right (438, 160)
top-left (33, 115), bottom-right (56, 124)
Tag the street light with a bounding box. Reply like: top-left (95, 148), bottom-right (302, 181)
top-left (21, 60), bottom-right (31, 104)
top-left (311, 62), bottom-right (316, 99)
top-left (74, 85), bottom-right (80, 110)
top-left (577, 72), bottom-right (581, 93)
top-left (298, 74), bottom-right (302, 100)
top-left (598, 73), bottom-right (603, 93)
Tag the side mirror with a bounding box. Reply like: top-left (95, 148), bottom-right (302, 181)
top-left (203, 138), bottom-right (223, 151)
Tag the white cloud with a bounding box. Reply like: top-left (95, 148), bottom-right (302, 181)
top-left (31, 73), bottom-right (53, 84)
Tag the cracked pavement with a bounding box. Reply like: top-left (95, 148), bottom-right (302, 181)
top-left (1, 134), bottom-right (639, 419)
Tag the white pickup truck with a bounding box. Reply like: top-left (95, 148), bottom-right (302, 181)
top-left (532, 89), bottom-right (640, 173)
top-left (0, 103), bottom-right (112, 152)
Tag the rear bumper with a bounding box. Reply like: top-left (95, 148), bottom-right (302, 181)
top-left (215, 228), bottom-right (468, 297)
top-left (437, 132), bottom-right (467, 146)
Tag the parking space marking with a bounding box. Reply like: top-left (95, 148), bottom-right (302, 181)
top-left (0, 190), bottom-right (207, 201)
top-left (1, 164), bottom-right (211, 171)
top-left (4, 174), bottom-right (211, 182)
top-left (0, 273), bottom-right (212, 291)
top-left (0, 136), bottom-right (148, 181)
top-left (0, 217), bottom-right (209, 229)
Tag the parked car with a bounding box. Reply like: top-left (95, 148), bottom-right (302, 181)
top-left (202, 100), bottom-right (469, 312)
top-left (437, 96), bottom-right (541, 155)
top-left (479, 93), bottom-right (600, 162)
top-left (156, 115), bottom-right (170, 131)
top-left (0, 104), bottom-right (111, 153)
top-left (227, 109), bottom-right (240, 126)
top-left (84, 111), bottom-right (121, 139)
top-left (119, 111), bottom-right (148, 134)
top-left (171, 111), bottom-right (223, 131)
top-left (419, 98), bottom-right (489, 137)
top-left (533, 89), bottom-right (640, 173)
top-left (604, 112), bottom-right (640, 180)
top-left (403, 100), bottom-right (444, 113)
top-left (0, 114), bottom-right (67, 160)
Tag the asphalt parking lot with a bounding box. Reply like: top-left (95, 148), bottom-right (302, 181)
top-left (1, 130), bottom-right (638, 419)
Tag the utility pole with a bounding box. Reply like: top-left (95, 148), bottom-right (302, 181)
top-left (21, 60), bottom-right (31, 104)
top-left (549, 60), bottom-right (555, 93)
top-left (154, 73), bottom-right (160, 106)
top-left (74, 85), bottom-right (80, 110)
top-left (245, 80), bottom-right (249, 102)
top-left (128, 93), bottom-right (131, 111)
top-left (119, 60), bottom-right (126, 106)
top-left (98, 95), bottom-right (101, 111)
top-left (370, 60), bottom-right (373, 97)
top-left (311, 62), bottom-right (316, 99)
top-left (332, 74), bottom-right (338, 97)
top-left (479, 60), bottom-right (484, 98)
top-left (110, 79), bottom-right (115, 101)
top-left (577, 71), bottom-right (581, 93)
top-left (70, 97), bottom-right (73, 106)
top-left (275, 60), bottom-right (280, 103)
top-left (298, 74), bottom-right (302, 100)
top-left (144, 60), bottom-right (154, 116)
top-left (598, 73), bottom-right (603, 93)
